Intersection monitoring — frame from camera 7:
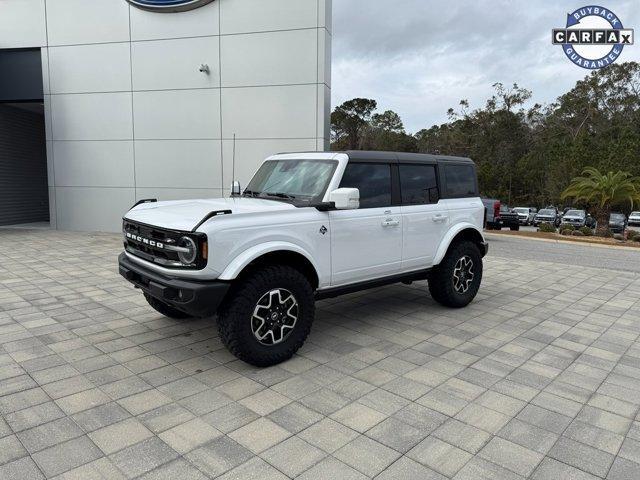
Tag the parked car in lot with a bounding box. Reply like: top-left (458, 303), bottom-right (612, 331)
top-left (609, 213), bottom-right (627, 233)
top-left (561, 209), bottom-right (587, 228)
top-left (533, 208), bottom-right (560, 227)
top-left (513, 207), bottom-right (537, 225)
top-left (483, 199), bottom-right (520, 230)
top-left (629, 211), bottom-right (640, 226)
top-left (119, 151), bottom-right (488, 366)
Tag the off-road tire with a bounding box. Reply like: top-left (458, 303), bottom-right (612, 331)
top-left (428, 241), bottom-right (483, 308)
top-left (217, 265), bottom-right (315, 367)
top-left (144, 293), bottom-right (193, 319)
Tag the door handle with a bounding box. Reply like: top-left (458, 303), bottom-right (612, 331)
top-left (432, 215), bottom-right (448, 223)
top-left (382, 218), bottom-right (400, 227)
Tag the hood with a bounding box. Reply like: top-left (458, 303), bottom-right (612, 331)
top-left (124, 197), bottom-right (295, 231)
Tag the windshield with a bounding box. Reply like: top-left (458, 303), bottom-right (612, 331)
top-left (538, 209), bottom-right (554, 216)
top-left (631, 212), bottom-right (640, 216)
top-left (513, 208), bottom-right (528, 214)
top-left (566, 210), bottom-right (585, 217)
top-left (244, 160), bottom-right (337, 205)
top-left (610, 214), bottom-right (625, 221)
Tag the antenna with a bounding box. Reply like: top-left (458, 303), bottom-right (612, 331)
top-left (232, 133), bottom-right (236, 186)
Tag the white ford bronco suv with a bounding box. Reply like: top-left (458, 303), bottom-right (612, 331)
top-left (119, 151), bottom-right (488, 366)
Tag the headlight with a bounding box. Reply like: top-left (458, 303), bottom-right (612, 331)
top-left (177, 236), bottom-right (197, 265)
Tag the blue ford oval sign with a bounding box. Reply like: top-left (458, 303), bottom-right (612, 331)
top-left (126, 0), bottom-right (215, 12)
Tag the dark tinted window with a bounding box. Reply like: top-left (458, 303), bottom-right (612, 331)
top-left (443, 164), bottom-right (477, 197)
top-left (339, 163), bottom-right (391, 208)
top-left (399, 164), bottom-right (439, 205)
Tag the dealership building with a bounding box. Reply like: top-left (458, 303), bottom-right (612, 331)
top-left (0, 0), bottom-right (332, 231)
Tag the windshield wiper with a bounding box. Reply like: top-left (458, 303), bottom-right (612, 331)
top-left (243, 190), bottom-right (260, 197)
top-left (265, 192), bottom-right (296, 200)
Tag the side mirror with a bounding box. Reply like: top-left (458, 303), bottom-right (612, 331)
top-left (329, 188), bottom-right (360, 210)
top-left (231, 181), bottom-right (241, 196)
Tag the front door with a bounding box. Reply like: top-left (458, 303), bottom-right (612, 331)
top-left (329, 162), bottom-right (402, 285)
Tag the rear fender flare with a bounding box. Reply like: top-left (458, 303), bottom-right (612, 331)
top-left (433, 223), bottom-right (485, 265)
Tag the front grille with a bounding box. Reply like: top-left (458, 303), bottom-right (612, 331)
top-left (123, 220), bottom-right (206, 269)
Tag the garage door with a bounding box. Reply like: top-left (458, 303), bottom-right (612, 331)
top-left (0, 49), bottom-right (48, 226)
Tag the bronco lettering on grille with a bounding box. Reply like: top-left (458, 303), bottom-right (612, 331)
top-left (125, 232), bottom-right (164, 249)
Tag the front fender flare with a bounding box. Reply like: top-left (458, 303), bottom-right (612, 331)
top-left (433, 223), bottom-right (485, 265)
top-left (218, 241), bottom-right (320, 281)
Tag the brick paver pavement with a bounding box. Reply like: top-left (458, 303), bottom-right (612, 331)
top-left (1, 228), bottom-right (639, 479)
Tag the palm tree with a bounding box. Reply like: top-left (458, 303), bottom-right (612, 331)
top-left (561, 168), bottom-right (640, 235)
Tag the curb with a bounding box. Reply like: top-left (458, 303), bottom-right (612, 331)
top-left (484, 232), bottom-right (640, 252)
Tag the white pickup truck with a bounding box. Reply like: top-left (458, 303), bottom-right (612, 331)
top-left (119, 151), bottom-right (488, 366)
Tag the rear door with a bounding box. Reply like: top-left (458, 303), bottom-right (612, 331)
top-left (440, 163), bottom-right (484, 230)
top-left (329, 161), bottom-right (403, 285)
top-left (399, 163), bottom-right (448, 270)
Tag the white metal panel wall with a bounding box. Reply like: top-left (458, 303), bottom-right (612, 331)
top-left (0, 0), bottom-right (332, 232)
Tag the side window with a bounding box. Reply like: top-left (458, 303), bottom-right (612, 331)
top-left (399, 164), bottom-right (439, 205)
top-left (442, 164), bottom-right (477, 197)
top-left (339, 163), bottom-right (392, 208)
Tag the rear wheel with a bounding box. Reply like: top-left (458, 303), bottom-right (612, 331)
top-left (144, 293), bottom-right (192, 319)
top-left (217, 265), bottom-right (315, 367)
top-left (429, 241), bottom-right (483, 308)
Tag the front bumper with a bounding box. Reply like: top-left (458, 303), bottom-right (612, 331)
top-left (118, 252), bottom-right (230, 317)
top-left (500, 218), bottom-right (520, 227)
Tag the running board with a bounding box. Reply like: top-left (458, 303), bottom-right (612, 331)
top-left (316, 269), bottom-right (431, 300)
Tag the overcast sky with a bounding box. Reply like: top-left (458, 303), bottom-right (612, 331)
top-left (331, 0), bottom-right (640, 133)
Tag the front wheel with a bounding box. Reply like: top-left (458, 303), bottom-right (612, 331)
top-left (510, 225), bottom-right (520, 231)
top-left (217, 265), bottom-right (315, 367)
top-left (428, 241), bottom-right (483, 308)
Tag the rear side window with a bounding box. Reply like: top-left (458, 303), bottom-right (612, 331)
top-left (339, 163), bottom-right (392, 208)
top-left (442, 164), bottom-right (477, 197)
top-left (399, 164), bottom-right (439, 205)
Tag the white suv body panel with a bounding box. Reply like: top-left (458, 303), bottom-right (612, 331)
top-left (431, 197), bottom-right (484, 265)
top-left (329, 206), bottom-right (403, 285)
top-left (401, 201), bottom-right (449, 271)
top-left (127, 197), bottom-right (295, 232)
top-left (122, 152), bottom-right (485, 290)
top-left (211, 208), bottom-right (330, 286)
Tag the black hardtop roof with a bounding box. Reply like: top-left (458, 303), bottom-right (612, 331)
top-left (343, 150), bottom-right (475, 165)
top-left (272, 150), bottom-right (475, 165)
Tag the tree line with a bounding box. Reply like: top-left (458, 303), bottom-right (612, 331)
top-left (331, 61), bottom-right (640, 210)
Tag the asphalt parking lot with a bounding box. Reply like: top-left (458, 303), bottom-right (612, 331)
top-left (1, 228), bottom-right (639, 479)
top-left (486, 232), bottom-right (640, 273)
